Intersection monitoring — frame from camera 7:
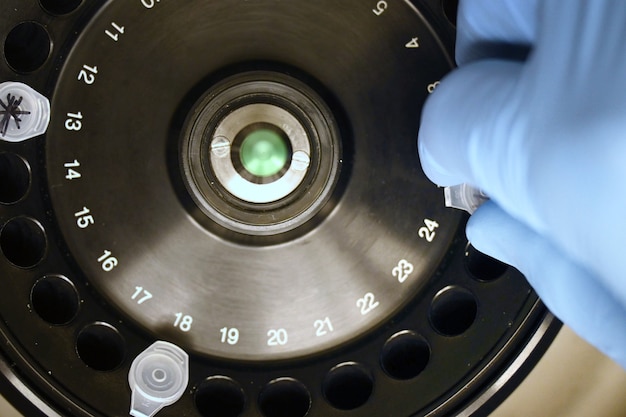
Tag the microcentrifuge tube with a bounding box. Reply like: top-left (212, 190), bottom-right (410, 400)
top-left (443, 184), bottom-right (489, 214)
top-left (128, 341), bottom-right (189, 417)
top-left (0, 82), bottom-right (50, 142)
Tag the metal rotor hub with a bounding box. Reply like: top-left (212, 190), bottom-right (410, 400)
top-left (180, 72), bottom-right (341, 237)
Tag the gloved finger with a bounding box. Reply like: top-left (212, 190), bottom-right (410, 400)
top-left (456, 0), bottom-right (538, 65)
top-left (421, 1), bottom-right (626, 304)
top-left (467, 201), bottom-right (626, 369)
top-left (418, 58), bottom-right (528, 206)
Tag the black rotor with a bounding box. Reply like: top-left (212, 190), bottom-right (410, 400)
top-left (0, 1), bottom-right (559, 416)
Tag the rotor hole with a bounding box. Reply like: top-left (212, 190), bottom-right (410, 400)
top-left (442, 0), bottom-right (458, 27)
top-left (430, 286), bottom-right (478, 336)
top-left (0, 217), bottom-right (46, 268)
top-left (465, 245), bottom-right (508, 281)
top-left (31, 275), bottom-right (79, 325)
top-left (4, 22), bottom-right (51, 73)
top-left (39, 0), bottom-right (83, 16)
top-left (381, 331), bottom-right (430, 380)
top-left (323, 363), bottom-right (373, 410)
top-left (258, 378), bottom-right (311, 417)
top-left (76, 323), bottom-right (125, 371)
top-left (0, 152), bottom-right (31, 204)
top-left (195, 376), bottom-right (246, 417)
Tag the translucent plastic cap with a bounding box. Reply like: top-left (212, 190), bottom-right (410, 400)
top-left (128, 341), bottom-right (189, 417)
top-left (0, 82), bottom-right (50, 142)
top-left (443, 184), bottom-right (489, 214)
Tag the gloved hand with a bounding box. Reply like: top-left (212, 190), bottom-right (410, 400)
top-left (418, 0), bottom-right (626, 369)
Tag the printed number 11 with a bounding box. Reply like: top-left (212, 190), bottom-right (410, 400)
top-left (105, 22), bottom-right (125, 42)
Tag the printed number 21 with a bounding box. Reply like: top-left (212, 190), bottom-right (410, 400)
top-left (418, 219), bottom-right (439, 242)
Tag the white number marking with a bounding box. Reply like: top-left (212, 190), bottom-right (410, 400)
top-left (64, 160), bottom-right (81, 180)
top-left (314, 317), bottom-right (334, 337)
top-left (392, 259), bottom-right (414, 283)
top-left (141, 0), bottom-right (160, 8)
top-left (418, 218), bottom-right (439, 243)
top-left (78, 65), bottom-right (98, 85)
top-left (220, 327), bottom-right (240, 345)
top-left (373, 1), bottom-right (388, 16)
top-left (131, 286), bottom-right (153, 304)
top-left (428, 81), bottom-right (441, 94)
top-left (267, 329), bottom-right (288, 346)
top-left (357, 293), bottom-right (380, 315)
top-left (74, 207), bottom-right (94, 229)
top-left (97, 250), bottom-right (118, 272)
top-left (174, 313), bottom-right (193, 332)
top-left (406, 37), bottom-right (420, 48)
top-left (105, 22), bottom-right (125, 42)
top-left (65, 112), bottom-right (83, 131)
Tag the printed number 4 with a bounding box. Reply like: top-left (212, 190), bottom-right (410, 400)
top-left (418, 218), bottom-right (439, 242)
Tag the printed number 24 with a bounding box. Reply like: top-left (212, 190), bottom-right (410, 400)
top-left (418, 219), bottom-right (439, 242)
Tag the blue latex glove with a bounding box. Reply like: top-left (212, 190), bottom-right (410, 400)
top-left (418, 0), bottom-right (626, 369)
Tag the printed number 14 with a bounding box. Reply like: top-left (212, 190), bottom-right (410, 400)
top-left (418, 219), bottom-right (439, 242)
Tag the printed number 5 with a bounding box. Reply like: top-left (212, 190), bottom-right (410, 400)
top-left (373, 1), bottom-right (388, 15)
top-left (418, 219), bottom-right (439, 242)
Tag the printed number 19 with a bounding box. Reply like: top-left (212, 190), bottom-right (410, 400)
top-left (220, 327), bottom-right (240, 345)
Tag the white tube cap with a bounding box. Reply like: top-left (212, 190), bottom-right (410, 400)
top-left (443, 184), bottom-right (489, 214)
top-left (128, 341), bottom-right (189, 417)
top-left (0, 82), bottom-right (50, 142)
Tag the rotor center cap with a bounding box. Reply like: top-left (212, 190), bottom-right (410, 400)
top-left (240, 127), bottom-right (289, 177)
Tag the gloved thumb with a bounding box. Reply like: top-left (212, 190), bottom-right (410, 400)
top-left (468, 201), bottom-right (626, 369)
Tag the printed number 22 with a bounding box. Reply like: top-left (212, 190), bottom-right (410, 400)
top-left (357, 293), bottom-right (379, 315)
